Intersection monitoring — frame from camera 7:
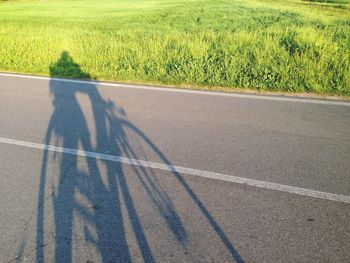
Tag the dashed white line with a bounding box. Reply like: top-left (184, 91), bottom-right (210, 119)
top-left (1, 136), bottom-right (349, 204)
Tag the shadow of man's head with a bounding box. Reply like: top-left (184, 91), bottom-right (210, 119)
top-left (49, 51), bottom-right (91, 79)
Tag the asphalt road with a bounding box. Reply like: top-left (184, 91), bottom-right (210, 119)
top-left (1, 73), bottom-right (350, 263)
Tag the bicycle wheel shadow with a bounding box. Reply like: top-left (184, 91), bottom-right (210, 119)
top-left (34, 51), bottom-right (243, 263)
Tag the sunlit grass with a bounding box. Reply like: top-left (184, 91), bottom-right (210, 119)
top-left (0, 0), bottom-right (349, 95)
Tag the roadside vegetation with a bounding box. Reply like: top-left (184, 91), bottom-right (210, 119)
top-left (0, 0), bottom-right (349, 96)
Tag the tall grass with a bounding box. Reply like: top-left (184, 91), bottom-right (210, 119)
top-left (0, 0), bottom-right (349, 95)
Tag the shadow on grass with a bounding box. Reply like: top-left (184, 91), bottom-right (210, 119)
top-left (33, 51), bottom-right (244, 262)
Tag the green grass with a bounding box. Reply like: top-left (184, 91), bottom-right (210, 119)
top-left (0, 0), bottom-right (349, 95)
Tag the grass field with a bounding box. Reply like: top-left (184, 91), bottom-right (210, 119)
top-left (0, 0), bottom-right (349, 96)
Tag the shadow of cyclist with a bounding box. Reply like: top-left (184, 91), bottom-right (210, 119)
top-left (35, 51), bottom-right (243, 263)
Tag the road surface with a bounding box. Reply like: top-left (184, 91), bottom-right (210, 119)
top-left (1, 73), bottom-right (350, 263)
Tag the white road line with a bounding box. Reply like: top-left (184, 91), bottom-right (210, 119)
top-left (1, 136), bottom-right (349, 204)
top-left (1, 72), bottom-right (349, 106)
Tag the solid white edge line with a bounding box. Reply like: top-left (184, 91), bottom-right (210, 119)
top-left (0, 72), bottom-right (349, 106)
top-left (1, 136), bottom-right (349, 204)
